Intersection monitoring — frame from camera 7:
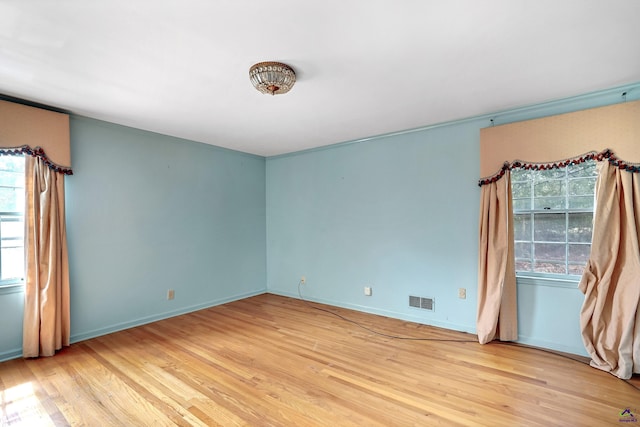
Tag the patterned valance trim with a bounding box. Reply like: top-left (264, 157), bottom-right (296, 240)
top-left (478, 149), bottom-right (638, 186)
top-left (0, 145), bottom-right (73, 175)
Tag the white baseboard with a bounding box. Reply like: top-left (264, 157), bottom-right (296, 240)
top-left (267, 290), bottom-right (477, 336)
top-left (70, 290), bottom-right (266, 344)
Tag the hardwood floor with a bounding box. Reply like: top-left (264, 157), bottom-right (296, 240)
top-left (1, 293), bottom-right (638, 426)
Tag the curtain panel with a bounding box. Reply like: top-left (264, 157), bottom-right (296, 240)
top-left (579, 162), bottom-right (640, 380)
top-left (477, 171), bottom-right (518, 344)
top-left (22, 155), bottom-right (71, 357)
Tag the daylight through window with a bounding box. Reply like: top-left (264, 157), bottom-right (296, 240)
top-left (0, 155), bottom-right (25, 285)
top-left (512, 160), bottom-right (597, 277)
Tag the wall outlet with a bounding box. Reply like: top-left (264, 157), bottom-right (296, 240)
top-left (458, 288), bottom-right (466, 299)
top-left (364, 286), bottom-right (372, 296)
top-left (300, 276), bottom-right (306, 285)
top-left (167, 289), bottom-right (175, 300)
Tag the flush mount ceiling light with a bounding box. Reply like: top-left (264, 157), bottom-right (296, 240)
top-left (249, 61), bottom-right (296, 95)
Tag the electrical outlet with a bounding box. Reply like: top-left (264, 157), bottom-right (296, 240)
top-left (364, 286), bottom-right (372, 296)
top-left (458, 288), bottom-right (466, 299)
top-left (167, 289), bottom-right (175, 300)
top-left (300, 276), bottom-right (306, 285)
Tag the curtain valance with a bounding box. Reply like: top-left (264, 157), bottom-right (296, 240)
top-left (0, 99), bottom-right (71, 170)
top-left (0, 145), bottom-right (73, 175)
top-left (479, 99), bottom-right (640, 179)
top-left (478, 149), bottom-right (639, 186)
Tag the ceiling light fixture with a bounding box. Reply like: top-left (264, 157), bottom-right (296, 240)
top-left (249, 62), bottom-right (296, 95)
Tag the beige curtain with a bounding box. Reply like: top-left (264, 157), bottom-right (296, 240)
top-left (477, 172), bottom-right (518, 344)
top-left (579, 162), bottom-right (640, 380)
top-left (23, 155), bottom-right (70, 357)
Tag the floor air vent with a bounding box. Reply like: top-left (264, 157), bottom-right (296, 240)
top-left (409, 295), bottom-right (434, 311)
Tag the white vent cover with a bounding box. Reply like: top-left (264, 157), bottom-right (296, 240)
top-left (409, 295), bottom-right (434, 311)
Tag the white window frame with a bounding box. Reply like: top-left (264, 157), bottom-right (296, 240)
top-left (0, 155), bottom-right (25, 289)
top-left (511, 160), bottom-right (597, 286)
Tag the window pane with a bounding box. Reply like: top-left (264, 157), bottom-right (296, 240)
top-left (535, 242), bottom-right (566, 262)
top-left (0, 188), bottom-right (24, 212)
top-left (568, 264), bottom-right (587, 275)
top-left (534, 197), bottom-right (565, 210)
top-left (1, 218), bottom-right (24, 239)
top-left (534, 213), bottom-right (566, 242)
top-left (515, 242), bottom-right (532, 258)
top-left (534, 179), bottom-right (566, 197)
top-left (1, 238), bottom-right (23, 248)
top-left (535, 169), bottom-right (565, 180)
top-left (568, 213), bottom-right (593, 243)
top-left (514, 214), bottom-right (531, 240)
top-left (569, 177), bottom-right (596, 196)
top-left (568, 160), bottom-right (597, 178)
top-left (513, 198), bottom-right (531, 211)
top-left (568, 244), bottom-right (590, 264)
top-left (0, 156), bottom-right (26, 173)
top-left (534, 261), bottom-right (567, 275)
top-left (0, 170), bottom-right (25, 187)
top-left (0, 155), bottom-right (26, 282)
top-left (1, 247), bottom-right (24, 281)
top-left (516, 260), bottom-right (532, 272)
top-left (512, 182), bottom-right (531, 199)
top-left (511, 168), bottom-right (533, 181)
top-left (568, 195), bottom-right (594, 209)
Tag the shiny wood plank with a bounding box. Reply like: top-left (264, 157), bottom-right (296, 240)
top-left (1, 294), bottom-right (638, 426)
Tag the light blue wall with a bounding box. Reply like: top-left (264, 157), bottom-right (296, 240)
top-left (66, 117), bottom-right (267, 342)
top-left (266, 120), bottom-right (482, 333)
top-left (516, 281), bottom-right (586, 354)
top-left (266, 83), bottom-right (640, 356)
top-left (0, 116), bottom-right (267, 360)
top-left (0, 287), bottom-right (24, 360)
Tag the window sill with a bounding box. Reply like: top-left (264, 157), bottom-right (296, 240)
top-left (0, 283), bottom-right (25, 295)
top-left (516, 275), bottom-right (580, 289)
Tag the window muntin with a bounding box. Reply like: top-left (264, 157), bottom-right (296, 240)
top-left (512, 160), bottom-right (597, 277)
top-left (0, 155), bottom-right (25, 285)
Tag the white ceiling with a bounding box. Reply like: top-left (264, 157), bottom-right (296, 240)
top-left (1, 1), bottom-right (639, 157)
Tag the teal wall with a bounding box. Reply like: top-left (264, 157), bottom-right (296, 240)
top-left (0, 116), bottom-right (267, 360)
top-left (266, 83), bottom-right (640, 357)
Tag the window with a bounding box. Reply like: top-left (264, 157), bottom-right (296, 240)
top-left (0, 155), bottom-right (25, 285)
top-left (512, 160), bottom-right (597, 277)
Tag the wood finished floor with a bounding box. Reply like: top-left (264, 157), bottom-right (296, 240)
top-left (1, 293), bottom-right (638, 426)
